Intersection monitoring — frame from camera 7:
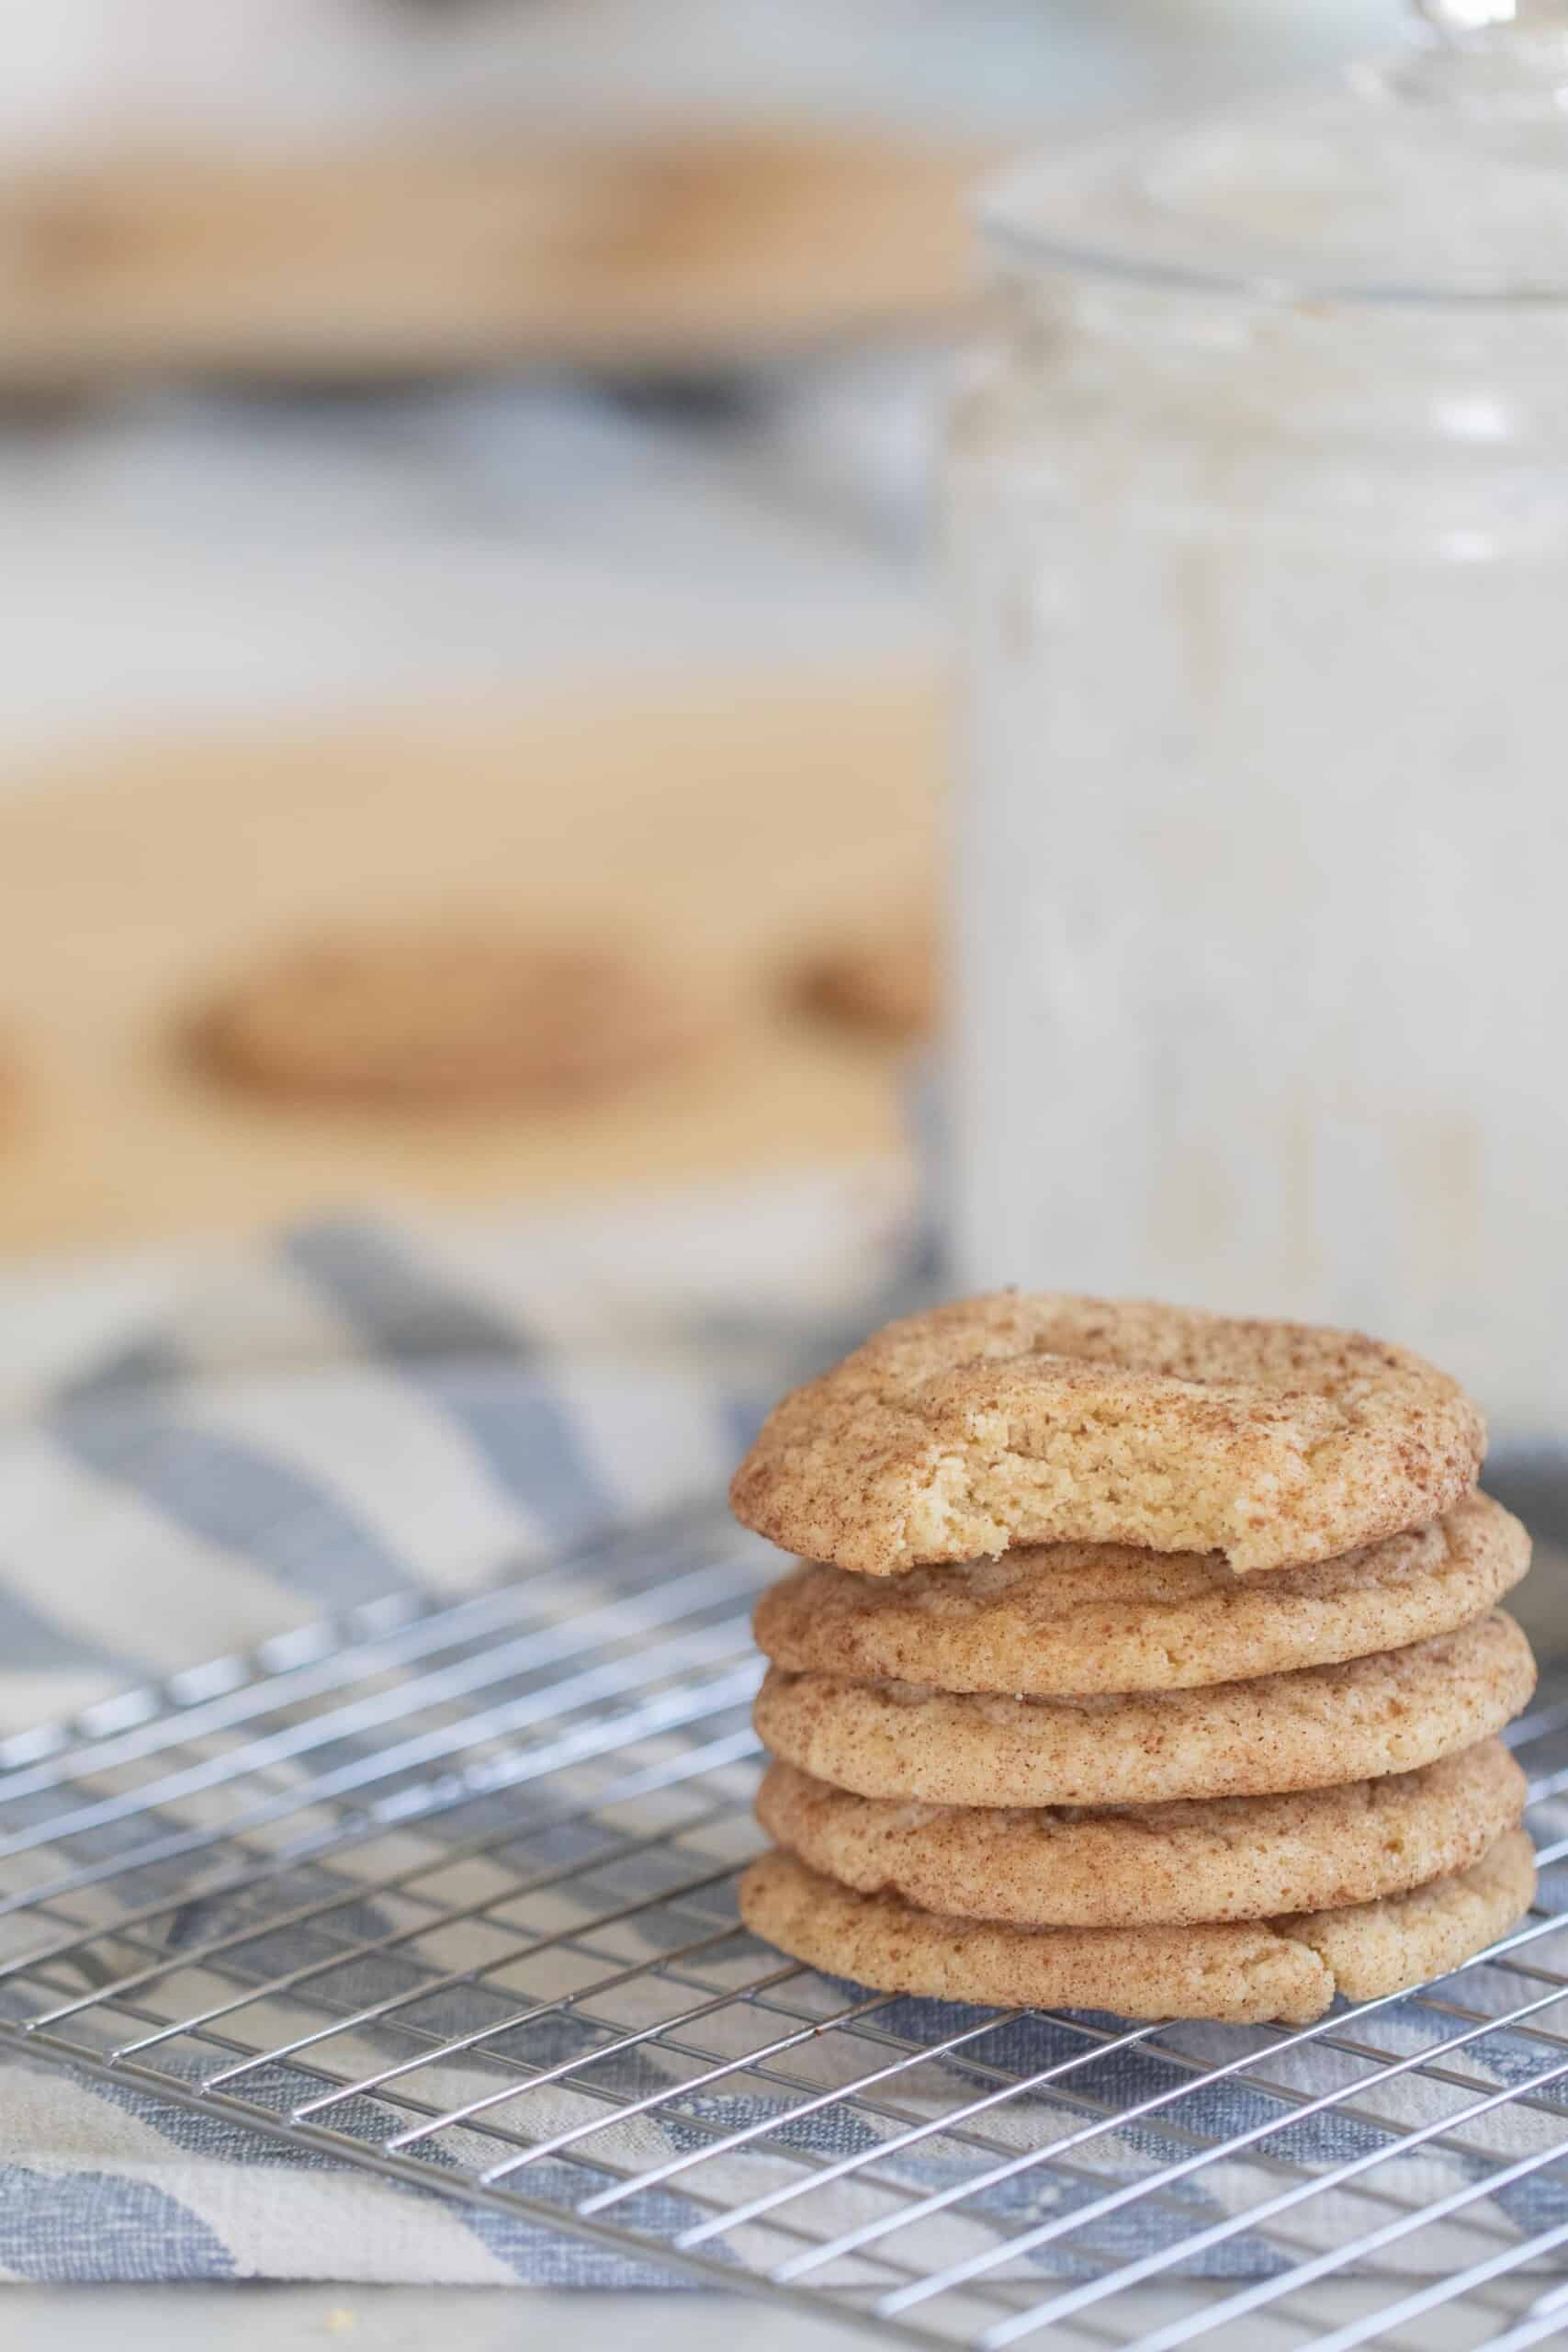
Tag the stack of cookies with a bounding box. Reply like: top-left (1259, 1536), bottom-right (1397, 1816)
top-left (731, 1295), bottom-right (1537, 2025)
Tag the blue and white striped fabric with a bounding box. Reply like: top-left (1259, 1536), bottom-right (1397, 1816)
top-left (0, 1169), bottom-right (919, 1730)
top-left (2, 1170), bottom-right (1566, 2290)
top-left (0, 1169), bottom-right (928, 2282)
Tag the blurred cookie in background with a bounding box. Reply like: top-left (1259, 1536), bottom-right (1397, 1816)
top-left (0, 1036), bottom-right (24, 1131)
top-left (189, 922), bottom-right (713, 1111)
top-left (795, 913), bottom-right (938, 1044)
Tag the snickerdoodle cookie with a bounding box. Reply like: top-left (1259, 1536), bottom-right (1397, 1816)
top-left (730, 1294), bottom-right (1484, 1576)
top-left (752, 1612), bottom-right (1535, 1807)
top-left (738, 1831), bottom-right (1536, 2025)
top-left (795, 916), bottom-right (938, 1043)
top-left (755, 1739), bottom-right (1525, 1928)
top-left (193, 922), bottom-right (708, 1108)
top-left (753, 1492), bottom-right (1527, 1696)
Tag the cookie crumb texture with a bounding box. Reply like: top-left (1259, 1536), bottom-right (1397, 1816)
top-left (730, 1294), bottom-right (1485, 1576)
top-left (193, 922), bottom-right (709, 1109)
top-left (739, 1834), bottom-right (1536, 2025)
top-left (753, 1611), bottom-right (1536, 1807)
top-left (753, 1491), bottom-right (1528, 1695)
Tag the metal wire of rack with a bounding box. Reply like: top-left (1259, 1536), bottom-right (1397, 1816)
top-left (3, 1497), bottom-right (1568, 2351)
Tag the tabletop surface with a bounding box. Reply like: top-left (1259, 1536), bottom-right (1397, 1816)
top-left (0, 666), bottom-right (938, 1256)
top-left (2, 2278), bottom-right (1550, 2348)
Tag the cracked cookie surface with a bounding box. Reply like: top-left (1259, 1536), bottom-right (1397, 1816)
top-left (738, 1832), bottom-right (1536, 2024)
top-left (756, 1740), bottom-right (1526, 1928)
top-left (753, 1492), bottom-right (1528, 1694)
top-left (753, 1611), bottom-right (1536, 1807)
top-left (731, 1293), bottom-right (1485, 1576)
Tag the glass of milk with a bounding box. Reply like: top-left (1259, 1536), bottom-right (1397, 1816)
top-left (948, 0), bottom-right (1568, 1470)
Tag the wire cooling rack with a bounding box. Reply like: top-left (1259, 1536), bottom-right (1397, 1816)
top-left (4, 1499), bottom-right (1568, 2351)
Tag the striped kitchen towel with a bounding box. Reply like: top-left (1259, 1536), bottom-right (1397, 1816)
top-left (0, 1164), bottom-right (922, 1736)
top-left (0, 1166), bottom-right (932, 2282)
top-left (1, 1168), bottom-right (1565, 2290)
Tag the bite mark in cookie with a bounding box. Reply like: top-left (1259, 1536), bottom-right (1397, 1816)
top-left (753, 1492), bottom-right (1528, 1694)
top-left (731, 1293), bottom-right (1485, 1575)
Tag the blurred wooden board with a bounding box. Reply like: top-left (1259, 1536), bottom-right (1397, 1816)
top-left (0, 129), bottom-right (993, 386)
top-left (0, 667), bottom-right (939, 1255)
